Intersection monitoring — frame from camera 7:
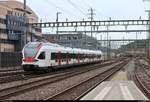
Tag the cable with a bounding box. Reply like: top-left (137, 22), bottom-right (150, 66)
top-left (82, 0), bottom-right (93, 8)
top-left (46, 0), bottom-right (78, 17)
top-left (74, 0), bottom-right (89, 11)
top-left (65, 0), bottom-right (87, 16)
top-left (82, 0), bottom-right (110, 19)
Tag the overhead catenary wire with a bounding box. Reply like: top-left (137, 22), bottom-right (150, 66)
top-left (69, 0), bottom-right (99, 20)
top-left (82, 0), bottom-right (93, 8)
top-left (82, 0), bottom-right (111, 20)
top-left (75, 0), bottom-right (90, 11)
top-left (46, 0), bottom-right (110, 21)
top-left (46, 0), bottom-right (79, 18)
top-left (65, 0), bottom-right (87, 16)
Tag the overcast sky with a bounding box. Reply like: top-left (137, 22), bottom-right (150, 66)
top-left (16, 0), bottom-right (148, 21)
top-left (14, 0), bottom-right (150, 48)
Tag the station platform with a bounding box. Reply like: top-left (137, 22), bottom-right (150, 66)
top-left (81, 81), bottom-right (148, 100)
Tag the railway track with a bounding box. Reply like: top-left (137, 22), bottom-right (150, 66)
top-left (0, 68), bottom-right (25, 83)
top-left (0, 70), bottom-right (24, 77)
top-left (0, 67), bottom-right (22, 72)
top-left (0, 60), bottom-right (118, 84)
top-left (132, 59), bottom-right (150, 99)
top-left (0, 59), bottom-right (121, 100)
top-left (44, 59), bottom-right (129, 100)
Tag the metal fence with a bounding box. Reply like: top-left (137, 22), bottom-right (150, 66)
top-left (0, 52), bottom-right (22, 68)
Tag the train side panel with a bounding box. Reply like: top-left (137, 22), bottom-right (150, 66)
top-left (22, 42), bottom-right (104, 72)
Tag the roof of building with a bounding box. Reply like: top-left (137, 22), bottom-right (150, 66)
top-left (0, 0), bottom-right (38, 22)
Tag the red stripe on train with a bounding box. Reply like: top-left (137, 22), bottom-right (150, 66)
top-left (23, 57), bottom-right (37, 62)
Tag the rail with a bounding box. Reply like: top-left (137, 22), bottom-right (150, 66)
top-left (0, 60), bottom-right (119, 100)
top-left (45, 59), bottom-right (129, 100)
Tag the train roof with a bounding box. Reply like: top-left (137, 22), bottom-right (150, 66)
top-left (25, 42), bottom-right (102, 55)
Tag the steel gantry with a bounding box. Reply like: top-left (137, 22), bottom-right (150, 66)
top-left (32, 19), bottom-right (150, 28)
top-left (97, 39), bottom-right (147, 42)
top-left (32, 19), bottom-right (150, 60)
top-left (32, 19), bottom-right (150, 36)
top-left (57, 30), bottom-right (148, 33)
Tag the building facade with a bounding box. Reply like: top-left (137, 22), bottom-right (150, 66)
top-left (0, 0), bottom-right (41, 52)
top-left (43, 33), bottom-right (101, 50)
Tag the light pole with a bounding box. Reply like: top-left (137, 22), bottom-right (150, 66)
top-left (23, 0), bottom-right (27, 47)
top-left (106, 26), bottom-right (109, 60)
top-left (123, 36), bottom-right (125, 53)
top-left (56, 12), bottom-right (62, 35)
top-left (143, 0), bottom-right (150, 63)
top-left (109, 36), bottom-right (111, 59)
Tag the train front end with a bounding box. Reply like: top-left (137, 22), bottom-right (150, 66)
top-left (22, 42), bottom-right (48, 72)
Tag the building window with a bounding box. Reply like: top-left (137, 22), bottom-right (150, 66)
top-left (7, 11), bottom-right (12, 15)
top-left (58, 36), bottom-right (60, 40)
top-left (0, 29), bottom-right (7, 34)
top-left (0, 18), bottom-right (6, 24)
top-left (78, 35), bottom-right (82, 39)
top-left (73, 36), bottom-right (78, 40)
top-left (7, 20), bottom-right (10, 25)
top-left (51, 36), bottom-right (54, 40)
top-left (14, 22), bottom-right (16, 26)
top-left (67, 37), bottom-right (71, 40)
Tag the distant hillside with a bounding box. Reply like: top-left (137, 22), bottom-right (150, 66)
top-left (99, 47), bottom-right (112, 52)
top-left (120, 39), bottom-right (148, 49)
top-left (99, 40), bottom-right (148, 53)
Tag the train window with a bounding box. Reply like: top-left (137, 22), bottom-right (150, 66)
top-left (24, 47), bottom-right (38, 58)
top-left (26, 43), bottom-right (41, 48)
top-left (62, 53), bottom-right (65, 59)
top-left (74, 54), bottom-right (77, 59)
top-left (99, 55), bottom-right (101, 58)
top-left (51, 53), bottom-right (57, 60)
top-left (38, 52), bottom-right (45, 60)
top-left (24, 43), bottom-right (42, 58)
top-left (70, 54), bottom-right (74, 59)
top-left (62, 53), bottom-right (67, 59)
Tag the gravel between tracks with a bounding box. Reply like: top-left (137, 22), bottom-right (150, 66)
top-left (0, 60), bottom-right (115, 90)
top-left (0, 72), bottom-right (67, 90)
top-left (132, 59), bottom-right (150, 99)
top-left (7, 62), bottom-right (121, 100)
top-left (0, 62), bottom-right (103, 90)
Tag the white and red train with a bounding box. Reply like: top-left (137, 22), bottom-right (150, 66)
top-left (22, 42), bottom-right (103, 72)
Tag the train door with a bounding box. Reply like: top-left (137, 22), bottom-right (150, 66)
top-left (37, 51), bottom-right (46, 67)
top-left (57, 51), bottom-right (61, 65)
top-left (78, 53), bottom-right (80, 63)
top-left (66, 52), bottom-right (69, 64)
